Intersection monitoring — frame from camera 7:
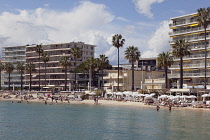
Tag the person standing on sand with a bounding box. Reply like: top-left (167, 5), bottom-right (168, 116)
top-left (94, 96), bottom-right (97, 105)
top-left (157, 105), bottom-right (160, 111)
top-left (169, 104), bottom-right (172, 111)
top-left (45, 100), bottom-right (47, 105)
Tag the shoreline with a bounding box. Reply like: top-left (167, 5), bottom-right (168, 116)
top-left (1, 97), bottom-right (210, 112)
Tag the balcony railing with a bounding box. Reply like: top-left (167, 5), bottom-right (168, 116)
top-left (170, 63), bottom-right (210, 69)
top-left (169, 26), bottom-right (210, 36)
top-left (169, 35), bottom-right (210, 44)
top-left (104, 83), bottom-right (124, 87)
top-left (169, 72), bottom-right (210, 78)
top-left (173, 54), bottom-right (210, 61)
top-left (169, 20), bottom-right (197, 28)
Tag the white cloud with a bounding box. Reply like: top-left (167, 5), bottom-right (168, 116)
top-left (0, 1), bottom-right (171, 65)
top-left (132, 0), bottom-right (165, 18)
top-left (116, 17), bottom-right (129, 22)
top-left (141, 20), bottom-right (170, 58)
top-left (0, 1), bottom-right (115, 56)
top-left (44, 4), bottom-right (49, 7)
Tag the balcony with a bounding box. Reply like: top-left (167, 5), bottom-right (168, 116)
top-left (191, 44), bottom-right (210, 51)
top-left (169, 20), bottom-right (197, 28)
top-left (169, 35), bottom-right (210, 44)
top-left (103, 74), bottom-right (124, 79)
top-left (169, 72), bottom-right (210, 78)
top-left (169, 26), bottom-right (210, 36)
top-left (170, 63), bottom-right (210, 69)
top-left (173, 54), bottom-right (210, 61)
top-left (104, 83), bottom-right (124, 87)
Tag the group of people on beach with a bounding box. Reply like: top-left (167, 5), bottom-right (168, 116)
top-left (156, 104), bottom-right (172, 111)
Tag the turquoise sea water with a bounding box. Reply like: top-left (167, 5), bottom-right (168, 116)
top-left (0, 101), bottom-right (210, 140)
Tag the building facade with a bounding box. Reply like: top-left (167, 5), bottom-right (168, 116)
top-left (169, 13), bottom-right (210, 88)
top-left (2, 46), bottom-right (26, 89)
top-left (103, 59), bottom-right (165, 91)
top-left (25, 42), bottom-right (95, 90)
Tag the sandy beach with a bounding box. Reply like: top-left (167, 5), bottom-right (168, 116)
top-left (1, 95), bottom-right (210, 112)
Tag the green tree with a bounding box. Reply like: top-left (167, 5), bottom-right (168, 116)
top-left (25, 62), bottom-right (36, 91)
top-left (71, 47), bottom-right (83, 90)
top-left (157, 52), bottom-right (173, 89)
top-left (112, 34), bottom-right (125, 91)
top-left (172, 39), bottom-right (190, 89)
top-left (16, 62), bottom-right (25, 91)
top-left (197, 7), bottom-right (210, 89)
top-left (4, 62), bottom-right (14, 90)
top-left (35, 44), bottom-right (43, 91)
top-left (97, 54), bottom-right (112, 89)
top-left (124, 46), bottom-right (140, 91)
top-left (59, 56), bottom-right (71, 91)
top-left (41, 52), bottom-right (50, 87)
top-left (0, 62), bottom-right (4, 90)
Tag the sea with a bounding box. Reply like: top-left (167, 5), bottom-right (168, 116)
top-left (0, 101), bottom-right (210, 140)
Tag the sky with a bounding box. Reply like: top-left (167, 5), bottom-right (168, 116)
top-left (0, 0), bottom-right (209, 65)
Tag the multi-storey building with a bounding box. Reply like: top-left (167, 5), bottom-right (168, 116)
top-left (103, 58), bottom-right (165, 91)
top-left (25, 42), bottom-right (95, 90)
top-left (2, 46), bottom-right (26, 89)
top-left (169, 13), bottom-right (210, 88)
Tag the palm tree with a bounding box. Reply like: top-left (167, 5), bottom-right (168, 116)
top-left (41, 52), bottom-right (50, 87)
top-left (125, 46), bottom-right (140, 91)
top-left (97, 54), bottom-right (112, 89)
top-left (59, 56), bottom-right (71, 91)
top-left (0, 62), bottom-right (4, 90)
top-left (112, 34), bottom-right (125, 91)
top-left (197, 7), bottom-right (210, 89)
top-left (16, 62), bottom-right (25, 91)
top-left (85, 57), bottom-right (97, 91)
top-left (4, 62), bottom-right (14, 90)
top-left (157, 52), bottom-right (174, 89)
top-left (172, 39), bottom-right (190, 89)
top-left (35, 44), bottom-right (43, 91)
top-left (25, 62), bottom-right (36, 91)
top-left (71, 47), bottom-right (83, 90)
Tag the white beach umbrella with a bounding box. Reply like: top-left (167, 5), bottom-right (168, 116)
top-left (159, 95), bottom-right (168, 98)
top-left (150, 93), bottom-right (156, 96)
top-left (107, 92), bottom-right (113, 95)
top-left (187, 95), bottom-right (197, 99)
top-left (89, 92), bottom-right (96, 95)
top-left (116, 92), bottom-right (123, 96)
top-left (202, 94), bottom-right (210, 97)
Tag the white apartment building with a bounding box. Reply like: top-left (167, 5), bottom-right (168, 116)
top-left (2, 46), bottom-right (26, 89)
top-left (169, 13), bottom-right (210, 88)
top-left (25, 42), bottom-right (95, 90)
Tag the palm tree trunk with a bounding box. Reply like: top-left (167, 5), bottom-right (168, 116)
top-left (204, 27), bottom-right (207, 89)
top-left (89, 67), bottom-right (92, 91)
top-left (165, 67), bottom-right (168, 89)
top-left (30, 71), bottom-right (32, 91)
top-left (39, 53), bottom-right (41, 91)
top-left (75, 71), bottom-right (77, 90)
top-left (65, 67), bottom-right (67, 91)
top-left (0, 70), bottom-right (1, 90)
top-left (45, 62), bottom-right (47, 87)
top-left (102, 69), bottom-right (104, 90)
top-left (8, 73), bottom-right (11, 90)
top-left (117, 48), bottom-right (120, 91)
top-left (180, 56), bottom-right (183, 89)
top-left (132, 60), bottom-right (134, 91)
top-left (21, 73), bottom-right (23, 91)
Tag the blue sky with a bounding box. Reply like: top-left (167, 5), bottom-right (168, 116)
top-left (0, 0), bottom-right (209, 64)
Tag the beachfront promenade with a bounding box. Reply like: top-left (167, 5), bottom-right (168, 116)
top-left (1, 90), bottom-right (210, 111)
